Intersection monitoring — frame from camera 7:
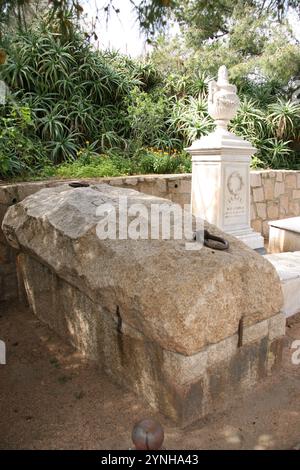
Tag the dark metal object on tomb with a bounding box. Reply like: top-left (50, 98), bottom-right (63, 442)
top-left (193, 229), bottom-right (229, 251)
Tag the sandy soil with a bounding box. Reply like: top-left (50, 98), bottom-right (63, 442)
top-left (0, 300), bottom-right (299, 450)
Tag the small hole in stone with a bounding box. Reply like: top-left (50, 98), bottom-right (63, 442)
top-left (11, 198), bottom-right (17, 204)
top-left (174, 184), bottom-right (178, 188)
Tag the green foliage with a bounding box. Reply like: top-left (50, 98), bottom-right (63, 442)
top-left (169, 95), bottom-right (214, 144)
top-left (0, 104), bottom-right (49, 178)
top-left (0, 1), bottom-right (84, 41)
top-left (127, 87), bottom-right (175, 149)
top-left (0, 23), bottom-right (146, 169)
top-left (136, 148), bottom-right (191, 174)
top-left (149, 3), bottom-right (300, 98)
top-left (230, 97), bottom-right (300, 169)
top-left (268, 99), bottom-right (300, 140)
top-left (41, 148), bottom-right (191, 179)
top-left (0, 12), bottom-right (299, 181)
top-left (136, 1), bottom-right (300, 40)
top-left (54, 158), bottom-right (124, 179)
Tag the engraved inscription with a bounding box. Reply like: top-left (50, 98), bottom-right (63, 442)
top-left (224, 170), bottom-right (247, 220)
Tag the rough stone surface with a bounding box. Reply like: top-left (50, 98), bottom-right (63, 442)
top-left (268, 313), bottom-right (286, 340)
top-left (256, 202), bottom-right (267, 219)
top-left (264, 179), bottom-right (274, 201)
top-left (3, 169), bottom-right (300, 302)
top-left (250, 171), bottom-right (300, 239)
top-left (2, 184), bottom-right (282, 355)
top-left (243, 319), bottom-right (269, 345)
top-left (279, 195), bottom-right (289, 215)
top-left (253, 187), bottom-right (265, 203)
top-left (267, 203), bottom-right (279, 220)
top-left (250, 172), bottom-right (262, 187)
top-left (252, 219), bottom-right (262, 233)
top-left (206, 334), bottom-right (238, 366)
top-left (285, 174), bottom-right (297, 189)
top-left (293, 189), bottom-right (300, 199)
top-left (274, 182), bottom-right (285, 197)
top-left (15, 252), bottom-right (285, 424)
top-left (2, 183), bottom-right (285, 424)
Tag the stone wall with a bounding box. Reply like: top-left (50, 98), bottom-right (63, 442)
top-left (250, 170), bottom-right (300, 238)
top-left (1, 170), bottom-right (300, 301)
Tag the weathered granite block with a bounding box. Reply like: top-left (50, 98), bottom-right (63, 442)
top-left (2, 184), bottom-right (284, 424)
top-left (17, 251), bottom-right (285, 424)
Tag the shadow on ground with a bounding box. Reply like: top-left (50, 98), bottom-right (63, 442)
top-left (0, 301), bottom-right (299, 450)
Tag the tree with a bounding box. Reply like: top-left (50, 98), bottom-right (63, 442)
top-left (0, 0), bottom-right (83, 39)
top-left (148, 1), bottom-right (300, 101)
top-left (134, 0), bottom-right (300, 40)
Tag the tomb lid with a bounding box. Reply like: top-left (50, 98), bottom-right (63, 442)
top-left (2, 184), bottom-right (283, 355)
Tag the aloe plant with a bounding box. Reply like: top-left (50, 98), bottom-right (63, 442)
top-left (267, 99), bottom-right (300, 140)
top-left (0, 16), bottom-right (299, 178)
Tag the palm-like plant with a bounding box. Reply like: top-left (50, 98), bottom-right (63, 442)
top-left (231, 97), bottom-right (297, 169)
top-left (260, 138), bottom-right (293, 168)
top-left (169, 96), bottom-right (214, 144)
top-left (0, 21), bottom-right (150, 163)
top-left (46, 131), bottom-right (82, 163)
top-left (231, 97), bottom-right (268, 141)
top-left (267, 99), bottom-right (300, 140)
top-left (189, 71), bottom-right (211, 97)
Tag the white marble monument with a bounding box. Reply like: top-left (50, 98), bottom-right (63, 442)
top-left (186, 65), bottom-right (264, 250)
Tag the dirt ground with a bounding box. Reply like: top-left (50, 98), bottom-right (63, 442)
top-left (0, 300), bottom-right (299, 450)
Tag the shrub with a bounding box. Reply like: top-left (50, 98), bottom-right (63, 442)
top-left (136, 148), bottom-right (191, 174)
top-left (0, 105), bottom-right (49, 178)
top-left (0, 23), bottom-right (143, 165)
top-left (0, 19), bottom-right (299, 180)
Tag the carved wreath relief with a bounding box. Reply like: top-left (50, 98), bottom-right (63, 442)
top-left (227, 171), bottom-right (244, 202)
top-left (224, 168), bottom-right (247, 224)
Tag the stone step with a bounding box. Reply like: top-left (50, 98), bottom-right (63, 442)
top-left (264, 251), bottom-right (300, 317)
top-left (268, 216), bottom-right (300, 253)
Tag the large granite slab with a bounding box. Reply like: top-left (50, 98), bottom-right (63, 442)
top-left (2, 184), bottom-right (285, 424)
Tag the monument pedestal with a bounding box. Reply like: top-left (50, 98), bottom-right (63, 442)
top-left (188, 128), bottom-right (264, 250)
